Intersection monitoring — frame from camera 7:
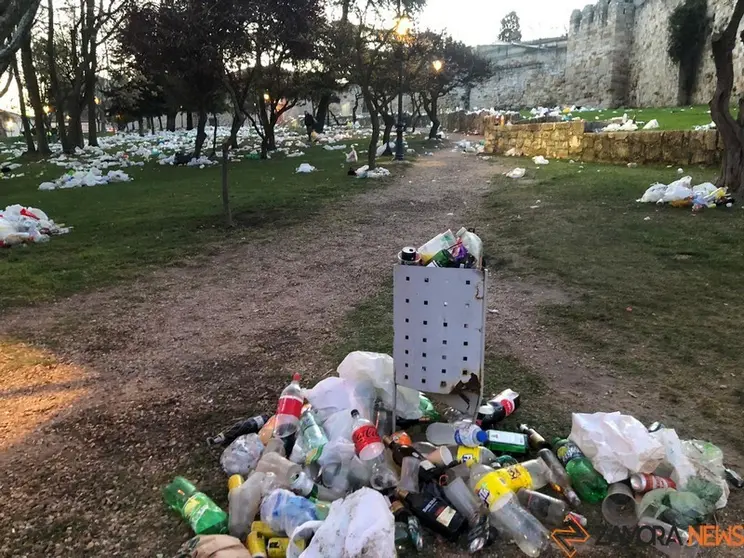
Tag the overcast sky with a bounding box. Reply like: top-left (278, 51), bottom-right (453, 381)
top-left (419, 0), bottom-right (587, 45)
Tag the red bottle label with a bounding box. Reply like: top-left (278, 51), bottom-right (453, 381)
top-left (276, 395), bottom-right (303, 418)
top-left (352, 425), bottom-right (381, 454)
top-left (500, 398), bottom-right (515, 416)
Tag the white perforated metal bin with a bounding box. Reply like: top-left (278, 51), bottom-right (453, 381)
top-left (392, 265), bottom-right (488, 421)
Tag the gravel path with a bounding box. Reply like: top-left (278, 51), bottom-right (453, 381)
top-left (0, 146), bottom-right (499, 557)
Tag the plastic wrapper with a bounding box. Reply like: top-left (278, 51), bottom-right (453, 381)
top-left (259, 489), bottom-right (318, 536)
top-left (298, 488), bottom-right (395, 558)
top-left (337, 352), bottom-right (421, 420)
top-left (295, 163), bottom-right (316, 173)
top-left (683, 440), bottom-right (729, 509)
top-left (532, 155), bottom-right (549, 165)
top-left (649, 428), bottom-right (695, 487)
top-left (638, 488), bottom-right (708, 529)
top-left (220, 434), bottom-right (264, 476)
top-left (505, 168), bottom-right (526, 179)
top-left (569, 412), bottom-right (665, 483)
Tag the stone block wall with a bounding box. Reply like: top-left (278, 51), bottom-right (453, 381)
top-left (483, 118), bottom-right (721, 166)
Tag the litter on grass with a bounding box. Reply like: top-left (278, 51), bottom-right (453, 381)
top-left (637, 177), bottom-right (733, 210)
top-left (532, 156), bottom-right (549, 165)
top-left (38, 168), bottom-right (132, 191)
top-left (505, 168), bottom-right (526, 179)
top-left (296, 163), bottom-right (316, 173)
top-left (0, 205), bottom-right (70, 247)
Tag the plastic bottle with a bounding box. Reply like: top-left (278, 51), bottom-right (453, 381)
top-left (441, 475), bottom-right (488, 553)
top-left (447, 445), bottom-right (498, 467)
top-left (207, 414), bottom-right (270, 447)
top-left (517, 489), bottom-right (569, 527)
top-left (469, 468), bottom-right (550, 557)
top-left (228, 475), bottom-right (257, 540)
top-left (162, 476), bottom-right (228, 535)
top-left (299, 408), bottom-right (328, 463)
top-left (397, 488), bottom-right (466, 541)
top-left (537, 448), bottom-right (581, 507)
top-left (456, 227), bottom-right (483, 268)
top-left (275, 373), bottom-right (303, 438)
top-left (289, 470), bottom-right (343, 501)
top-left (553, 438), bottom-right (608, 503)
top-left (477, 389), bottom-right (520, 429)
top-left (418, 229), bottom-right (456, 265)
top-left (255, 452), bottom-right (301, 487)
top-left (351, 409), bottom-right (384, 461)
top-left (367, 454), bottom-right (400, 491)
top-left (259, 415), bottom-right (278, 445)
top-left (426, 421), bottom-right (488, 447)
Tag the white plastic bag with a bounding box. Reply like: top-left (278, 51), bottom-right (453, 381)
top-left (682, 440), bottom-right (729, 509)
top-left (346, 147), bottom-right (358, 163)
top-left (532, 155), bottom-right (549, 165)
top-left (296, 163), bottom-right (316, 173)
top-left (569, 412), bottom-right (665, 483)
top-left (637, 183), bottom-right (668, 203)
top-left (643, 119), bottom-right (660, 130)
top-left (298, 488), bottom-right (395, 558)
top-left (660, 176), bottom-right (693, 203)
top-left (692, 182), bottom-right (717, 197)
top-left (650, 428), bottom-right (696, 487)
top-left (337, 351), bottom-right (421, 420)
top-left (505, 168), bottom-right (526, 179)
top-left (304, 377), bottom-right (376, 422)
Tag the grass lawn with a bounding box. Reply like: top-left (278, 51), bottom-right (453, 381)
top-left (0, 144), bottom-right (395, 309)
top-left (521, 104), bottom-right (714, 130)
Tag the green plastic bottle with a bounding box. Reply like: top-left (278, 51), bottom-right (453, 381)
top-left (552, 438), bottom-right (608, 503)
top-left (163, 476), bottom-right (228, 535)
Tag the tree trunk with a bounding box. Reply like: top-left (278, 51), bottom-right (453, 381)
top-left (11, 56), bottom-right (35, 152)
top-left (427, 98), bottom-right (441, 139)
top-left (157, 115), bottom-right (163, 131)
top-left (381, 113), bottom-right (394, 155)
top-left (229, 112), bottom-right (244, 149)
top-left (709, 0), bottom-right (744, 195)
top-left (352, 94), bottom-right (360, 123)
top-left (148, 117), bottom-right (155, 134)
top-left (221, 142), bottom-right (232, 227)
top-left (84, 0), bottom-right (98, 146)
top-left (194, 110), bottom-right (208, 157)
top-left (20, 36), bottom-right (49, 154)
top-left (186, 112), bottom-right (194, 130)
top-left (314, 93), bottom-right (331, 133)
top-left (211, 113), bottom-right (218, 156)
top-left (166, 111), bottom-right (176, 132)
top-left (365, 94), bottom-right (380, 170)
top-left (47, 0), bottom-right (71, 153)
top-left (138, 117), bottom-right (144, 136)
top-left (67, 108), bottom-right (83, 151)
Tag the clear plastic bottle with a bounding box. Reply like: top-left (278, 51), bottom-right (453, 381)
top-left (425, 421), bottom-right (488, 447)
top-left (274, 373), bottom-right (303, 438)
top-left (228, 474), bottom-right (268, 540)
top-left (351, 409), bottom-right (384, 461)
top-left (255, 452), bottom-right (301, 488)
top-left (517, 489), bottom-right (569, 528)
top-left (299, 408), bottom-right (328, 463)
top-left (469, 466), bottom-right (550, 557)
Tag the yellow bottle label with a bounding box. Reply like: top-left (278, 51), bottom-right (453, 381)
top-left (456, 447), bottom-right (480, 467)
top-left (501, 465), bottom-right (533, 491)
top-left (474, 472), bottom-right (511, 508)
top-left (247, 532), bottom-right (267, 558)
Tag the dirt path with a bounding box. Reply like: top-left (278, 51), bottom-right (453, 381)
top-left (0, 146), bottom-right (501, 557)
top-left (2, 145), bottom-right (740, 558)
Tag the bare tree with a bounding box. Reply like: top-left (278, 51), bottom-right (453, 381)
top-left (0, 0), bottom-right (41, 76)
top-left (710, 0), bottom-right (744, 195)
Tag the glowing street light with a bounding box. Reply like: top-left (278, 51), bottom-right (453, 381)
top-left (432, 59), bottom-right (443, 72)
top-left (43, 105), bottom-right (51, 114)
top-left (263, 92), bottom-right (270, 102)
top-left (94, 97), bottom-right (101, 105)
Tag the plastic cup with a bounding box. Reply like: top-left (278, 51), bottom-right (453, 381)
top-left (399, 457), bottom-right (421, 493)
top-left (602, 482), bottom-right (638, 527)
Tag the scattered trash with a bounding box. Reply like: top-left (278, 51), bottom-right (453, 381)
top-left (346, 146), bottom-right (358, 163)
top-left (160, 228), bottom-right (736, 557)
top-left (627, 162), bottom-right (638, 168)
top-left (637, 176), bottom-right (734, 211)
top-left (38, 168), bottom-right (132, 191)
top-left (505, 168), bottom-right (526, 179)
top-left (643, 216), bottom-right (651, 221)
top-left (532, 156), bottom-right (549, 165)
top-left (296, 163), bottom-right (316, 173)
top-left (643, 119), bottom-right (660, 130)
top-left (677, 168), bottom-right (684, 174)
top-left (0, 205), bottom-right (71, 247)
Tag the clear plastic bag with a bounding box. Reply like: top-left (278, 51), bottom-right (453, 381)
top-left (682, 440), bottom-right (729, 509)
top-left (260, 489), bottom-right (318, 536)
top-left (220, 434), bottom-right (264, 475)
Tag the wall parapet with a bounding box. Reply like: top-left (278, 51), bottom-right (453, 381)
top-left (483, 118), bottom-right (721, 166)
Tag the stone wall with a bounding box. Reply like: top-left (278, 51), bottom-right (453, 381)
top-left (471, 0), bottom-right (744, 110)
top-left (470, 39), bottom-right (567, 110)
top-left (483, 118), bottom-right (721, 165)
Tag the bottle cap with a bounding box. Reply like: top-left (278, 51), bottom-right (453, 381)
top-left (350, 409), bottom-right (359, 418)
top-left (292, 372), bottom-right (301, 382)
top-left (228, 474), bottom-right (244, 491)
top-left (475, 430), bottom-right (488, 444)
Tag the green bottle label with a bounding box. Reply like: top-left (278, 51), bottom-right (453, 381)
top-left (555, 441), bottom-right (584, 466)
top-left (485, 430), bottom-right (528, 453)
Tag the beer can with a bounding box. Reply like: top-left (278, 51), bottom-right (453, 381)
top-left (630, 473), bottom-right (676, 493)
top-left (267, 537), bottom-right (305, 557)
top-left (246, 532), bottom-right (267, 558)
top-left (398, 246), bottom-right (420, 265)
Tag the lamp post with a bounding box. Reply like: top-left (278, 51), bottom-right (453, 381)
top-left (394, 5), bottom-right (411, 161)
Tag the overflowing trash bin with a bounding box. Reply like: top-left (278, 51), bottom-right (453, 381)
top-left (164, 229), bottom-right (738, 558)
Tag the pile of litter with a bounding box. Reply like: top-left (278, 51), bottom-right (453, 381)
top-left (0, 205), bottom-right (71, 247)
top-left (637, 176), bottom-right (734, 211)
top-left (642, 119), bottom-right (660, 130)
top-left (602, 120), bottom-right (638, 132)
top-left (454, 139), bottom-right (485, 154)
top-left (163, 228), bottom-right (740, 558)
top-left (354, 165), bottom-right (391, 179)
top-left (38, 169), bottom-right (132, 191)
top-left (694, 122), bottom-right (717, 131)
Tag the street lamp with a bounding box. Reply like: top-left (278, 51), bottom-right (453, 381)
top-left (263, 92), bottom-right (271, 102)
top-left (432, 59), bottom-right (443, 72)
top-left (394, 6), bottom-right (411, 162)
